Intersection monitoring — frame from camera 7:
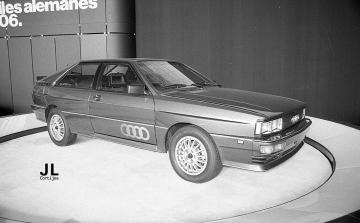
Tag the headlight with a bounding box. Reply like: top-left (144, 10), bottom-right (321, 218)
top-left (255, 118), bottom-right (283, 135)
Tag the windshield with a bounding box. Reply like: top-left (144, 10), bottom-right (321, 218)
top-left (136, 61), bottom-right (217, 91)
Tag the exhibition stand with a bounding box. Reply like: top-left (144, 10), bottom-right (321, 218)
top-left (0, 114), bottom-right (359, 223)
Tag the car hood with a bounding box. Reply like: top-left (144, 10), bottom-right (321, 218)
top-left (163, 87), bottom-right (305, 117)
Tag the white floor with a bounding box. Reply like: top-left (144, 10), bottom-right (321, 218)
top-left (214, 118), bottom-right (360, 223)
top-left (0, 114), bottom-right (46, 137)
top-left (0, 131), bottom-right (331, 223)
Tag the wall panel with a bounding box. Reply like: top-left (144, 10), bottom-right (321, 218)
top-left (0, 28), bottom-right (6, 36)
top-left (107, 34), bottom-right (135, 58)
top-left (31, 36), bottom-right (57, 80)
top-left (55, 35), bottom-right (81, 71)
top-left (182, 0), bottom-right (210, 79)
top-left (0, 39), bottom-right (13, 115)
top-left (81, 34), bottom-right (107, 59)
top-left (106, 0), bottom-right (135, 33)
top-left (80, 0), bottom-right (106, 33)
top-left (8, 38), bottom-right (33, 113)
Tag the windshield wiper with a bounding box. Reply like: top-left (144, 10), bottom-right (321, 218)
top-left (161, 82), bottom-right (220, 91)
top-left (161, 84), bottom-right (188, 90)
top-left (193, 82), bottom-right (221, 87)
top-left (190, 83), bottom-right (204, 88)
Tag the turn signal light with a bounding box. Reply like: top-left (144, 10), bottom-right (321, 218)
top-left (260, 145), bottom-right (274, 154)
top-left (302, 108), bottom-right (306, 119)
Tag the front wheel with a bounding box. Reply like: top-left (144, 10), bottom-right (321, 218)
top-left (47, 109), bottom-right (77, 146)
top-left (169, 125), bottom-right (222, 183)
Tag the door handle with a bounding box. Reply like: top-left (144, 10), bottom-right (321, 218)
top-left (93, 94), bottom-right (101, 101)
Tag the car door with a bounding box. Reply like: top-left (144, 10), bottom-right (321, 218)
top-left (51, 62), bottom-right (100, 135)
top-left (89, 62), bottom-right (156, 145)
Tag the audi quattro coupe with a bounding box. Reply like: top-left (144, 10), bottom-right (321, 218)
top-left (32, 59), bottom-right (312, 183)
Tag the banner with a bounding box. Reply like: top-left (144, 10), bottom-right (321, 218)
top-left (0, 0), bottom-right (98, 27)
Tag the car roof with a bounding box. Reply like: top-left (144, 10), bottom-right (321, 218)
top-left (80, 58), bottom-right (176, 64)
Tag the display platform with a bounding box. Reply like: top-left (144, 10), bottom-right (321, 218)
top-left (0, 115), bottom-right (359, 223)
top-left (0, 114), bottom-right (45, 138)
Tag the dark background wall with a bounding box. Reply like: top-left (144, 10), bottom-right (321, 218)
top-left (0, 0), bottom-right (135, 115)
top-left (136, 0), bottom-right (360, 125)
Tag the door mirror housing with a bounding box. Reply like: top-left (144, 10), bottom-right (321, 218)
top-left (127, 83), bottom-right (146, 95)
top-left (212, 80), bottom-right (222, 87)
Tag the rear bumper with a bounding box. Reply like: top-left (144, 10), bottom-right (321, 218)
top-left (31, 104), bottom-right (46, 122)
top-left (212, 118), bottom-right (312, 171)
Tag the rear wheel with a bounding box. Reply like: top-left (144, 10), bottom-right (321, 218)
top-left (169, 125), bottom-right (222, 183)
top-left (47, 109), bottom-right (77, 146)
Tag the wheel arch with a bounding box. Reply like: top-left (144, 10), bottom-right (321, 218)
top-left (164, 122), bottom-right (216, 152)
top-left (45, 104), bottom-right (57, 120)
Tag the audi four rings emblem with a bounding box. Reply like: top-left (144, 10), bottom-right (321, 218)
top-left (120, 124), bottom-right (150, 141)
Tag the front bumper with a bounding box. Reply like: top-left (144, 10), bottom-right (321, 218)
top-left (251, 118), bottom-right (311, 170)
top-left (212, 118), bottom-right (312, 171)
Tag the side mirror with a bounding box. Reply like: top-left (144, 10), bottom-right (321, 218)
top-left (127, 83), bottom-right (146, 95)
top-left (212, 80), bottom-right (222, 87)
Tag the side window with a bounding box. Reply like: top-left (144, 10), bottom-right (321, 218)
top-left (57, 64), bottom-right (99, 89)
top-left (99, 64), bottom-right (142, 93)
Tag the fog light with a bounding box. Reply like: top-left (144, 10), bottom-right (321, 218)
top-left (274, 142), bottom-right (286, 152)
top-left (260, 145), bottom-right (274, 154)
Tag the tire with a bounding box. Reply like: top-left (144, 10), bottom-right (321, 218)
top-left (168, 125), bottom-right (222, 183)
top-left (47, 109), bottom-right (77, 146)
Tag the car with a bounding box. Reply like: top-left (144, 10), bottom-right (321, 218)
top-left (31, 58), bottom-right (312, 183)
